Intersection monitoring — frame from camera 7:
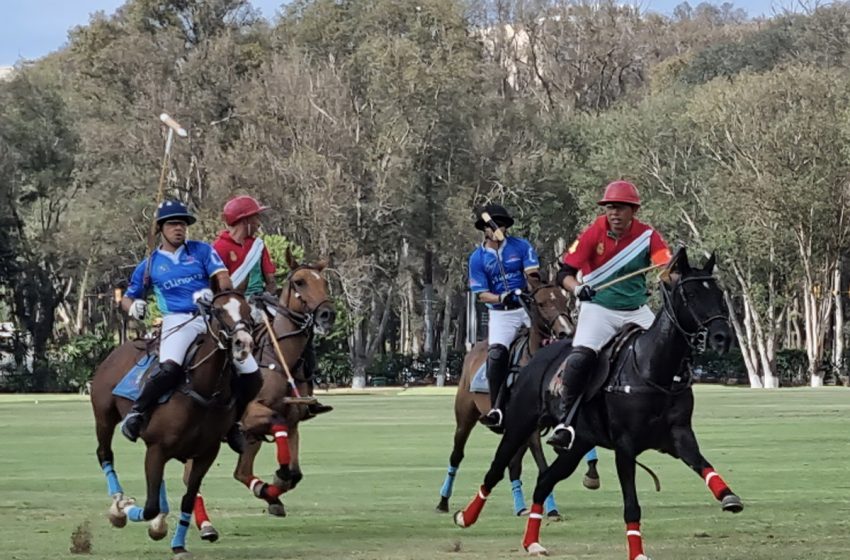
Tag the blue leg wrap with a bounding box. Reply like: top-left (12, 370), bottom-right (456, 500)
top-left (102, 461), bottom-right (123, 497)
top-left (585, 447), bottom-right (598, 462)
top-left (511, 479), bottom-right (526, 515)
top-left (544, 493), bottom-right (558, 514)
top-left (439, 465), bottom-right (458, 499)
top-left (158, 481), bottom-right (169, 514)
top-left (170, 511), bottom-right (192, 550)
top-left (126, 505), bottom-right (145, 522)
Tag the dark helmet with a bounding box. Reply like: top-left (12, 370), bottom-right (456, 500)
top-left (156, 200), bottom-right (196, 226)
top-left (474, 203), bottom-right (514, 231)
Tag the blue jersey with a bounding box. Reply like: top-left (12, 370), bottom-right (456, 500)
top-left (125, 240), bottom-right (228, 314)
top-left (468, 236), bottom-right (539, 309)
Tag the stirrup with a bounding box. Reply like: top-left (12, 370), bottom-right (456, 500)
top-left (547, 423), bottom-right (575, 450)
top-left (121, 412), bottom-right (144, 442)
top-left (479, 408), bottom-right (503, 428)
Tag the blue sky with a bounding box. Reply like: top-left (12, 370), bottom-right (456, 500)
top-left (1, 0), bottom-right (786, 67)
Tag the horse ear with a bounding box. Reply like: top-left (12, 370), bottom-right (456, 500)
top-left (662, 246), bottom-right (691, 283)
top-left (704, 251), bottom-right (716, 274)
top-left (285, 246), bottom-right (299, 271)
top-left (315, 258), bottom-right (329, 272)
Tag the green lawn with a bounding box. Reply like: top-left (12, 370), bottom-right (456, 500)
top-left (0, 386), bottom-right (848, 560)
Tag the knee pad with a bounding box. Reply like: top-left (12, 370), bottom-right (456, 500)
top-left (487, 344), bottom-right (509, 363)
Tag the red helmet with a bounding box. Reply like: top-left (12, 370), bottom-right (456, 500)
top-left (222, 195), bottom-right (269, 226)
top-left (598, 180), bottom-right (641, 207)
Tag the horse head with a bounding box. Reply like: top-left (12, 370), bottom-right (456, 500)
top-left (661, 248), bottom-right (732, 354)
top-left (525, 284), bottom-right (575, 341)
top-left (208, 290), bottom-right (255, 362)
top-left (281, 247), bottom-right (336, 336)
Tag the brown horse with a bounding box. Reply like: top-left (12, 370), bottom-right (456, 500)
top-left (90, 290), bottom-right (254, 559)
top-left (189, 251), bottom-right (336, 532)
top-left (436, 285), bottom-right (600, 518)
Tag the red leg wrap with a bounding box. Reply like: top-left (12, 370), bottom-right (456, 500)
top-left (626, 522), bottom-right (644, 560)
top-left (193, 494), bottom-right (211, 529)
top-left (522, 503), bottom-right (545, 550)
top-left (702, 467), bottom-right (731, 500)
top-left (461, 485), bottom-right (490, 526)
top-left (272, 423), bottom-right (291, 465)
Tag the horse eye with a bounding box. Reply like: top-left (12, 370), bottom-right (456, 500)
top-left (294, 279), bottom-right (306, 287)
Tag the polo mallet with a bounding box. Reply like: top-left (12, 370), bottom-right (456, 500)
top-left (259, 310), bottom-right (317, 405)
top-left (142, 113), bottom-right (189, 288)
top-left (592, 262), bottom-right (668, 292)
top-left (480, 211), bottom-right (505, 242)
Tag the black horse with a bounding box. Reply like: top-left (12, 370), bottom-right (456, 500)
top-left (453, 248), bottom-right (743, 559)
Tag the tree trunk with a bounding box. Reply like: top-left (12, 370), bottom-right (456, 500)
top-left (437, 285), bottom-right (453, 387)
top-left (74, 254), bottom-right (94, 335)
top-left (422, 249), bottom-right (434, 356)
top-left (834, 264), bottom-right (845, 382)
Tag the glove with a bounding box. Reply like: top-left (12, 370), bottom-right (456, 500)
top-left (193, 288), bottom-right (214, 307)
top-left (573, 284), bottom-right (596, 302)
top-left (498, 291), bottom-right (521, 307)
top-left (128, 299), bottom-right (147, 320)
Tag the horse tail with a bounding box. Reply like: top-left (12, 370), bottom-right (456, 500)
top-left (636, 460), bottom-right (661, 492)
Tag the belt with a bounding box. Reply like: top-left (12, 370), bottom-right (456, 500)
top-left (616, 306), bottom-right (641, 312)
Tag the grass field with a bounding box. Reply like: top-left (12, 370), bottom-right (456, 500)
top-left (1, 386), bottom-right (849, 560)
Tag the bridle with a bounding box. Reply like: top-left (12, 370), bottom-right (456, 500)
top-left (526, 285), bottom-right (573, 343)
top-left (659, 274), bottom-right (728, 353)
top-left (203, 290), bottom-right (253, 350)
top-left (257, 264), bottom-right (333, 341)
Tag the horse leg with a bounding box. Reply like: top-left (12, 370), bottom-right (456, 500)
top-left (437, 400), bottom-right (479, 513)
top-left (527, 432), bottom-right (560, 519)
top-left (233, 438), bottom-right (286, 517)
top-left (121, 447), bottom-right (168, 540)
top-left (615, 449), bottom-right (649, 560)
top-left (96, 409), bottom-right (132, 528)
top-left (171, 451), bottom-right (216, 558)
top-left (671, 425), bottom-right (743, 513)
top-left (453, 412), bottom-right (537, 528)
top-left (185, 461), bottom-right (218, 543)
top-left (583, 447), bottom-right (601, 490)
top-left (508, 442), bottom-right (530, 516)
top-left (522, 442), bottom-right (592, 556)
top-left (273, 422), bottom-right (302, 492)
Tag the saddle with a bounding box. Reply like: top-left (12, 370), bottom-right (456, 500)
top-left (469, 328), bottom-right (531, 394)
top-left (547, 323), bottom-right (645, 402)
top-left (111, 336), bottom-right (205, 402)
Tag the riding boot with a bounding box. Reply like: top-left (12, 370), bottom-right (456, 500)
top-left (226, 369), bottom-right (263, 454)
top-left (122, 361), bottom-right (184, 442)
top-left (547, 346), bottom-right (597, 450)
top-left (480, 344), bottom-right (510, 428)
top-left (301, 342), bottom-right (333, 417)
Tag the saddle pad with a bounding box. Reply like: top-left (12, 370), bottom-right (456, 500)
top-left (112, 353), bottom-right (158, 401)
top-left (470, 362), bottom-right (489, 393)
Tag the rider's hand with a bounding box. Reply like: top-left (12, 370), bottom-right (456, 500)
top-left (128, 299), bottom-right (147, 320)
top-left (193, 288), bottom-right (214, 307)
top-left (573, 284), bottom-right (596, 302)
top-left (499, 291), bottom-right (520, 307)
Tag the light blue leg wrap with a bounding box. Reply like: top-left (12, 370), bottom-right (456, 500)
top-left (585, 447), bottom-right (598, 462)
top-left (439, 465), bottom-right (458, 499)
top-left (170, 511), bottom-right (192, 550)
top-left (511, 479), bottom-right (526, 515)
top-left (544, 493), bottom-right (558, 514)
top-left (158, 481), bottom-right (169, 514)
top-left (126, 505), bottom-right (145, 522)
top-left (102, 461), bottom-right (123, 496)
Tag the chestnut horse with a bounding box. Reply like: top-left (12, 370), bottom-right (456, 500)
top-left (436, 285), bottom-right (600, 519)
top-left (90, 290), bottom-right (253, 559)
top-left (189, 252), bottom-right (336, 535)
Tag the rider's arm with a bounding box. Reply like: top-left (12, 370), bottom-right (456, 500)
top-left (556, 263), bottom-right (581, 292)
top-left (121, 260), bottom-right (147, 313)
top-left (469, 250), bottom-right (502, 304)
top-left (521, 239), bottom-right (542, 290)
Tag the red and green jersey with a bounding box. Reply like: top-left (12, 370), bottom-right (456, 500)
top-left (563, 216), bottom-right (671, 310)
top-left (212, 231), bottom-right (276, 296)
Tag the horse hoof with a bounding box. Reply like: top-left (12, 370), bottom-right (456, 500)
top-left (453, 510), bottom-right (468, 528)
top-left (172, 550), bottom-right (193, 560)
top-left (526, 542), bottom-right (548, 556)
top-left (268, 502), bottom-right (287, 517)
top-left (436, 497), bottom-right (449, 513)
top-left (546, 510), bottom-right (562, 521)
top-left (582, 475), bottom-right (600, 490)
top-left (148, 514), bottom-right (168, 541)
top-left (108, 505), bottom-right (127, 528)
top-left (516, 507), bottom-right (529, 516)
top-left (199, 523), bottom-right (219, 542)
top-left (722, 494), bottom-right (743, 513)
top-left (634, 555), bottom-right (651, 560)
